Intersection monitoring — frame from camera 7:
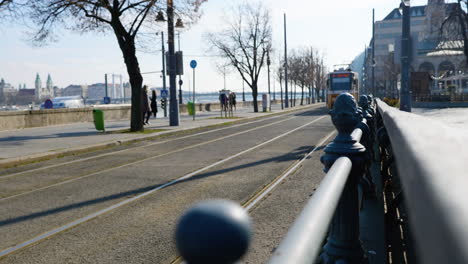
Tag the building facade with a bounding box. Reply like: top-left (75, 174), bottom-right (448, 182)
top-left (61, 84), bottom-right (88, 97)
top-left (35, 73), bottom-right (54, 100)
top-left (364, 0), bottom-right (464, 98)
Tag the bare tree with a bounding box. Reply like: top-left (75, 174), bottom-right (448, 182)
top-left (304, 47), bottom-right (316, 104)
top-left (0, 0), bottom-right (12, 8)
top-left (288, 49), bottom-right (307, 105)
top-left (26, 0), bottom-right (206, 131)
top-left (275, 56), bottom-right (284, 109)
top-left (0, 0), bottom-right (23, 19)
top-left (0, 0), bottom-right (13, 9)
top-left (206, 2), bottom-right (272, 112)
top-left (215, 61), bottom-right (232, 91)
top-left (441, 1), bottom-right (468, 65)
top-left (313, 53), bottom-right (327, 102)
top-left (382, 52), bottom-right (400, 97)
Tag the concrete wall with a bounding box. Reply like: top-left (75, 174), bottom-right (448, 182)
top-left (412, 101), bottom-right (468, 108)
top-left (0, 100), bottom-right (282, 131)
top-left (0, 105), bottom-right (132, 131)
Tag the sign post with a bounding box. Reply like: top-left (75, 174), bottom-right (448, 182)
top-left (190, 60), bottom-right (197, 121)
top-left (161, 89), bottom-right (168, 117)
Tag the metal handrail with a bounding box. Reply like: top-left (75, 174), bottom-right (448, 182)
top-left (175, 93), bottom-right (373, 264)
top-left (269, 94), bottom-right (372, 263)
top-left (269, 157), bottom-right (352, 264)
top-left (376, 99), bottom-right (468, 264)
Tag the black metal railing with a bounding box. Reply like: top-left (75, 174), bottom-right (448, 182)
top-left (376, 99), bottom-right (468, 264)
top-left (173, 93), bottom-right (376, 264)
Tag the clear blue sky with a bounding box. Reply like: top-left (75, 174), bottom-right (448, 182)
top-left (0, 0), bottom-right (429, 93)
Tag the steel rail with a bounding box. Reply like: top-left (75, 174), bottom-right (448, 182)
top-left (376, 99), bottom-right (468, 264)
top-left (269, 157), bottom-right (352, 264)
top-left (0, 116), bottom-right (328, 258)
top-left (268, 123), bottom-right (364, 264)
top-left (0, 115), bottom-right (301, 201)
top-left (170, 131), bottom-right (337, 264)
top-left (0, 106), bottom-right (319, 181)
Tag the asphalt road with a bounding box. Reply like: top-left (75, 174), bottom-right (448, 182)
top-left (0, 105), bottom-right (335, 264)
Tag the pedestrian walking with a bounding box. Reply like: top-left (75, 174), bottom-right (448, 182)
top-left (150, 90), bottom-right (158, 118)
top-left (232, 92), bottom-right (237, 111)
top-left (141, 85), bottom-right (151, 125)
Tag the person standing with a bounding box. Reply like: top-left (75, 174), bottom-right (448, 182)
top-left (232, 92), bottom-right (237, 111)
top-left (150, 90), bottom-right (158, 118)
top-left (141, 85), bottom-right (151, 125)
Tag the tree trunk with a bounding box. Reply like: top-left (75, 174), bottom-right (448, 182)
top-left (113, 30), bottom-right (144, 132)
top-left (290, 80), bottom-right (294, 107)
top-left (280, 77), bottom-right (284, 109)
top-left (294, 82), bottom-right (297, 106)
top-left (252, 83), bottom-right (258, 112)
top-left (300, 84), bottom-right (304, 105)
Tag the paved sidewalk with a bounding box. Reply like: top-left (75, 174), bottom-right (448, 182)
top-left (0, 103), bottom-right (324, 168)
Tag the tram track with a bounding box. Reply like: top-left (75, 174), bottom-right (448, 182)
top-left (0, 106), bottom-right (324, 184)
top-left (0, 110), bottom-right (294, 181)
top-left (0, 115), bottom-right (302, 201)
top-left (0, 106), bottom-right (324, 202)
top-left (170, 130), bottom-right (335, 264)
top-left (0, 108), bottom-right (331, 261)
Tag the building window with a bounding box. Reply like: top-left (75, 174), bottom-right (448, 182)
top-left (378, 22), bottom-right (400, 29)
top-left (376, 33), bottom-right (400, 39)
top-left (411, 20), bottom-right (424, 26)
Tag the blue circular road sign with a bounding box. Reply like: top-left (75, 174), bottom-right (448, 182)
top-left (190, 60), bottom-right (197, 69)
top-left (44, 99), bottom-right (53, 109)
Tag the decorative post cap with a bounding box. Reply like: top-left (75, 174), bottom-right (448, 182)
top-left (358, 95), bottom-right (370, 109)
top-left (329, 93), bottom-right (361, 134)
top-left (176, 200), bottom-right (252, 264)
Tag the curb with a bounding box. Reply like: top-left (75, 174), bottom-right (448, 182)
top-left (0, 103), bottom-right (325, 169)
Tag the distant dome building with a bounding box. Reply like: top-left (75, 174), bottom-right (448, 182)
top-left (0, 78), bottom-right (5, 103)
top-left (35, 73), bottom-right (41, 98)
top-left (35, 73), bottom-right (54, 100)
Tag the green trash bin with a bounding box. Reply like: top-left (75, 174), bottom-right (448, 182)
top-left (187, 101), bottom-right (196, 116)
top-left (93, 109), bottom-right (105, 132)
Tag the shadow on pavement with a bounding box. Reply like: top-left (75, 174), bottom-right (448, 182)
top-left (0, 145), bottom-right (324, 227)
top-left (0, 131), bottom-right (101, 146)
top-left (175, 145), bottom-right (325, 185)
top-left (294, 106), bottom-right (329, 117)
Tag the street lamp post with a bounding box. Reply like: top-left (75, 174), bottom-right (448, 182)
top-left (372, 8), bottom-right (375, 97)
top-left (156, 0), bottom-right (184, 125)
top-left (283, 13), bottom-right (289, 108)
top-left (167, 0), bottom-right (179, 126)
top-left (400, 0), bottom-right (412, 112)
top-left (267, 51), bottom-right (271, 112)
top-left (177, 31), bottom-right (183, 104)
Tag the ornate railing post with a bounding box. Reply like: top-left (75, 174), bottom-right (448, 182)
top-left (320, 93), bottom-right (368, 264)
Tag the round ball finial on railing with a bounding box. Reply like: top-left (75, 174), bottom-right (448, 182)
top-left (175, 200), bottom-right (252, 264)
top-left (358, 95), bottom-right (369, 109)
top-left (329, 93), bottom-right (360, 134)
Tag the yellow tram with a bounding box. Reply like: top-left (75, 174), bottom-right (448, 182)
top-left (326, 68), bottom-right (359, 109)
